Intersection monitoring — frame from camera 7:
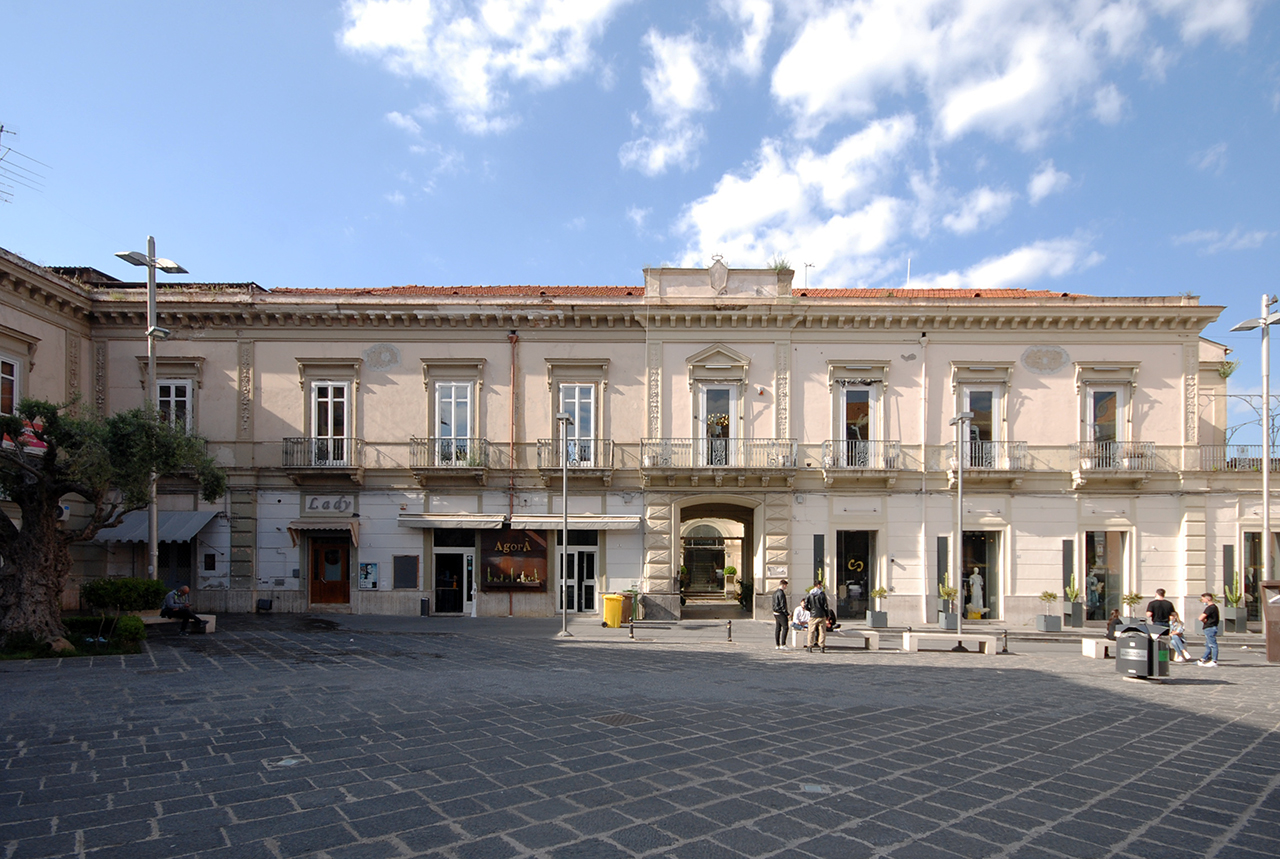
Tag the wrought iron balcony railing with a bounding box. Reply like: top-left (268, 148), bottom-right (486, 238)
top-left (536, 439), bottom-right (614, 469)
top-left (821, 440), bottom-right (902, 470)
top-left (282, 437), bottom-right (363, 469)
top-left (956, 440), bottom-right (1029, 470)
top-left (410, 437), bottom-right (490, 469)
top-left (640, 438), bottom-right (797, 469)
top-left (1076, 441), bottom-right (1155, 471)
top-left (1199, 445), bottom-right (1280, 472)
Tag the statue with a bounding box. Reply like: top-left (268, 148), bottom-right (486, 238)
top-left (967, 568), bottom-right (984, 614)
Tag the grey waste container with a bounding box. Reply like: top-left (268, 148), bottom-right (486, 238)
top-left (1116, 622), bottom-right (1169, 679)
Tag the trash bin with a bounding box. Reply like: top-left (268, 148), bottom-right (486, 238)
top-left (602, 593), bottom-right (623, 628)
top-left (619, 592), bottom-right (634, 625)
top-left (1117, 622), bottom-right (1169, 679)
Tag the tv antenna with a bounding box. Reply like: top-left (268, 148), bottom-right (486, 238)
top-left (0, 125), bottom-right (50, 204)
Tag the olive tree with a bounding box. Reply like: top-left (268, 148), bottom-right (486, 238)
top-left (0, 399), bottom-right (226, 647)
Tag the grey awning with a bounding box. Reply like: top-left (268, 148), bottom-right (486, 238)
top-left (287, 518), bottom-right (360, 547)
top-left (509, 515), bottom-right (642, 531)
top-left (397, 513), bottom-right (506, 530)
top-left (95, 510), bottom-right (219, 543)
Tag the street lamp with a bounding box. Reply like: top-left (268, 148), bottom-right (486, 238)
top-left (949, 410), bottom-right (973, 649)
top-left (115, 237), bottom-right (187, 581)
top-left (1230, 295), bottom-right (1280, 590)
top-left (556, 411), bottom-right (574, 638)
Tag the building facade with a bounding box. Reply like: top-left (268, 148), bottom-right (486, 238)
top-left (6, 246), bottom-right (1274, 628)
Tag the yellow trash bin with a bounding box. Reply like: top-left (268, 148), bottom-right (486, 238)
top-left (602, 593), bottom-right (623, 628)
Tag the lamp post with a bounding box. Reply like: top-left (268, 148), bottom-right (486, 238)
top-left (556, 411), bottom-right (574, 638)
top-left (949, 411), bottom-right (973, 648)
top-left (1230, 295), bottom-right (1280, 591)
top-left (115, 237), bottom-right (186, 580)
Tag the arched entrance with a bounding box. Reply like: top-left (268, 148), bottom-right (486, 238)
top-left (678, 501), bottom-right (756, 617)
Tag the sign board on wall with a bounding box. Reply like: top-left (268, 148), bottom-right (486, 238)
top-left (480, 529), bottom-right (548, 591)
top-left (306, 495), bottom-right (354, 514)
top-left (358, 562), bottom-right (379, 590)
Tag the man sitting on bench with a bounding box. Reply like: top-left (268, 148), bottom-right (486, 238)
top-left (161, 586), bottom-right (206, 636)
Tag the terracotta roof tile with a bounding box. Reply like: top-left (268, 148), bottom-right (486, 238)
top-left (265, 284), bottom-right (1086, 299)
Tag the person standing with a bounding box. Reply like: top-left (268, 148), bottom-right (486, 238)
top-left (1145, 588), bottom-right (1175, 628)
top-left (804, 584), bottom-right (830, 653)
top-left (1197, 592), bottom-right (1220, 667)
top-left (771, 579), bottom-right (789, 650)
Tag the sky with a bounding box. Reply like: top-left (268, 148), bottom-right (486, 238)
top-left (1, 0), bottom-right (1278, 429)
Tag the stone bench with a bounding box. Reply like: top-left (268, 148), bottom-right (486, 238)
top-left (1081, 638), bottom-right (1112, 659)
top-left (788, 627), bottom-right (880, 651)
top-left (902, 631), bottom-right (998, 656)
top-left (141, 613), bottom-right (216, 633)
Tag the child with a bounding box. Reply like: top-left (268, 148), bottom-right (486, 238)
top-left (1168, 611), bottom-right (1190, 662)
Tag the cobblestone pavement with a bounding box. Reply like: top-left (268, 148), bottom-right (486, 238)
top-left (3, 614), bottom-right (1280, 859)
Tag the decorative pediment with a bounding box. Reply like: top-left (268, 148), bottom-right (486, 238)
top-left (136, 355), bottom-right (205, 389)
top-left (687, 344), bottom-right (750, 389)
top-left (828, 360), bottom-right (890, 391)
top-left (950, 361), bottom-right (1014, 392)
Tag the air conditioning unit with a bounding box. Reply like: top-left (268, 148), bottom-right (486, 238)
top-left (56, 504), bottom-right (72, 522)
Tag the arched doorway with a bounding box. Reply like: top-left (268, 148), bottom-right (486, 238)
top-left (678, 501), bottom-right (756, 616)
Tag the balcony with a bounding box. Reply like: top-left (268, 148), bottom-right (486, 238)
top-left (640, 438), bottom-right (797, 487)
top-left (282, 437), bottom-right (365, 485)
top-left (1199, 445), bottom-right (1280, 473)
top-left (821, 440), bottom-right (902, 487)
top-left (410, 437), bottom-right (491, 486)
top-left (947, 441), bottom-right (1031, 488)
top-left (1073, 441), bottom-right (1157, 488)
top-left (537, 439), bottom-right (615, 486)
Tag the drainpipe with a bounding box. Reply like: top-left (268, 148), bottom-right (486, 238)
top-left (508, 332), bottom-right (518, 521)
top-left (919, 331), bottom-right (928, 624)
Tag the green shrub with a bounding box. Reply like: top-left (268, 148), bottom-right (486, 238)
top-left (81, 578), bottom-right (169, 612)
top-left (64, 614), bottom-right (146, 642)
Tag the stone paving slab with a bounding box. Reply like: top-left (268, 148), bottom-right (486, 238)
top-left (2, 613), bottom-right (1279, 859)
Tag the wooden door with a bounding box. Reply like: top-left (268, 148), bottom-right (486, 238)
top-left (310, 539), bottom-right (350, 604)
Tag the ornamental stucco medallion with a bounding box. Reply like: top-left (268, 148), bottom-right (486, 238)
top-left (1021, 345), bottom-right (1069, 375)
top-left (363, 343), bottom-right (401, 371)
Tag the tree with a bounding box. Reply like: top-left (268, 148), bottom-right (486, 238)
top-left (0, 399), bottom-right (226, 647)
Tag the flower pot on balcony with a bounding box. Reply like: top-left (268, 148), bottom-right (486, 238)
top-left (868, 611), bottom-right (888, 628)
top-left (938, 611), bottom-right (958, 630)
top-left (1036, 615), bottom-right (1062, 632)
top-left (1064, 602), bottom-right (1084, 628)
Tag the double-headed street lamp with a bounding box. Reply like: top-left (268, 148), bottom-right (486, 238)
top-left (115, 237), bottom-right (187, 581)
top-left (1230, 295), bottom-right (1280, 589)
top-left (556, 411), bottom-right (574, 638)
top-left (950, 410), bottom-right (973, 648)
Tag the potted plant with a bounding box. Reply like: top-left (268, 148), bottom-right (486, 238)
top-left (723, 565), bottom-right (737, 598)
top-left (1121, 591), bottom-right (1143, 624)
top-left (1063, 584), bottom-right (1084, 628)
top-left (938, 585), bottom-right (958, 630)
top-left (868, 587), bottom-right (889, 628)
top-left (1223, 585), bottom-right (1247, 632)
top-left (1036, 590), bottom-right (1062, 632)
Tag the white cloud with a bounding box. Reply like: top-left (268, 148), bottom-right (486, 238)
top-left (626, 206), bottom-right (650, 230)
top-left (675, 116), bottom-right (916, 285)
top-left (911, 238), bottom-right (1102, 290)
top-left (1193, 142), bottom-right (1228, 173)
top-left (566, 216), bottom-right (587, 231)
top-left (720, 0), bottom-right (773, 75)
top-left (769, 0), bottom-right (1259, 144)
top-left (1172, 227), bottom-right (1272, 254)
top-left (619, 126), bottom-right (707, 176)
top-left (942, 186), bottom-right (1016, 235)
top-left (386, 111), bottom-right (422, 135)
top-left (619, 29), bottom-right (711, 175)
top-left (385, 190), bottom-right (406, 205)
top-left (341, 0), bottom-right (631, 134)
top-left (1028, 160), bottom-right (1071, 203)
top-left (1092, 83), bottom-right (1126, 123)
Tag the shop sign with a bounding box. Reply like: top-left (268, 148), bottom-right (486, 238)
top-left (480, 529), bottom-right (548, 591)
top-left (305, 495), bottom-right (353, 513)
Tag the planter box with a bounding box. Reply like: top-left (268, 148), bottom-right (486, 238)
top-left (938, 611), bottom-right (958, 630)
top-left (1064, 603), bottom-right (1084, 628)
top-left (1036, 614), bottom-right (1062, 632)
top-left (868, 610), bottom-right (888, 628)
top-left (1222, 606), bottom-right (1247, 633)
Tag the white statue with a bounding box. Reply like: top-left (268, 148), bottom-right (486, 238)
top-left (967, 568), bottom-right (984, 613)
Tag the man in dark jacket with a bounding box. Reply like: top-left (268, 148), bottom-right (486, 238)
top-left (771, 579), bottom-right (789, 649)
top-left (804, 584), bottom-right (830, 652)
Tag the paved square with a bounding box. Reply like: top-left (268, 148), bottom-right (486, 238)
top-left (3, 616), bottom-right (1279, 858)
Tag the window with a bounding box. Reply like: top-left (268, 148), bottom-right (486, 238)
top-left (963, 387), bottom-right (1001, 468)
top-left (842, 385), bottom-right (877, 466)
top-left (0, 358), bottom-right (16, 416)
top-left (436, 382), bottom-right (473, 465)
top-left (312, 382), bottom-right (350, 464)
top-left (560, 383), bottom-right (595, 465)
top-left (699, 384), bottom-right (738, 466)
top-left (157, 379), bottom-right (192, 430)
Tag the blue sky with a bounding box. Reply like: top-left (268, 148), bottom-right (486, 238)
top-left (1, 1), bottom-right (1278, 415)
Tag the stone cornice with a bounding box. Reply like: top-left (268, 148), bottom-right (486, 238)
top-left (0, 249), bottom-right (92, 324)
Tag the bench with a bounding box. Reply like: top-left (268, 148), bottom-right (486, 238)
top-left (902, 631), bottom-right (998, 656)
top-left (1081, 638), bottom-right (1112, 659)
top-left (142, 613), bottom-right (217, 633)
top-left (789, 627), bottom-right (880, 651)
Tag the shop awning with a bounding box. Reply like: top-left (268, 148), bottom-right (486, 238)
top-left (95, 510), bottom-right (219, 543)
top-left (287, 518), bottom-right (360, 547)
top-left (510, 515), bottom-right (642, 531)
top-left (396, 513), bottom-right (506, 530)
